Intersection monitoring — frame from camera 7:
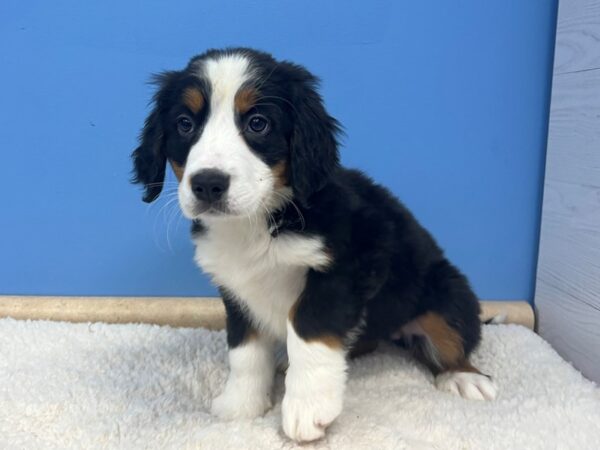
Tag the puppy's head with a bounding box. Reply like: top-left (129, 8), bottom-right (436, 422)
top-left (132, 48), bottom-right (340, 219)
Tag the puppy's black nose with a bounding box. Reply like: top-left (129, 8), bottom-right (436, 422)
top-left (190, 169), bottom-right (230, 203)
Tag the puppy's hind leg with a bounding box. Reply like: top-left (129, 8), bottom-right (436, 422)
top-left (394, 312), bottom-right (497, 401)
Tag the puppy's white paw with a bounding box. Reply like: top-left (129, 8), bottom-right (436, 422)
top-left (211, 383), bottom-right (272, 420)
top-left (282, 391), bottom-right (342, 442)
top-left (211, 336), bottom-right (276, 420)
top-left (435, 371), bottom-right (497, 401)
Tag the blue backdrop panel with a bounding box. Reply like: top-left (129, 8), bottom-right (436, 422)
top-left (0, 0), bottom-right (557, 299)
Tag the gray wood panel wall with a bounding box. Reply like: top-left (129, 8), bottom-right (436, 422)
top-left (535, 0), bottom-right (600, 383)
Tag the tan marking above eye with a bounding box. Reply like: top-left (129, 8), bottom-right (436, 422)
top-left (235, 88), bottom-right (257, 114)
top-left (182, 87), bottom-right (204, 114)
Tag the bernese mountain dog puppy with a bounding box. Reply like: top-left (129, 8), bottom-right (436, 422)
top-left (132, 48), bottom-right (497, 442)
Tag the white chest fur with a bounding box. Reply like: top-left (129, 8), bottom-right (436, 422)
top-left (193, 218), bottom-right (330, 339)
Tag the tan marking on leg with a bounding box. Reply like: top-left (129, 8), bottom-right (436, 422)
top-left (288, 300), bottom-right (299, 322)
top-left (245, 328), bottom-right (258, 342)
top-left (443, 360), bottom-right (491, 377)
top-left (169, 161), bottom-right (184, 181)
top-left (271, 161), bottom-right (288, 188)
top-left (182, 87), bottom-right (204, 114)
top-left (234, 87), bottom-right (257, 114)
top-left (288, 300), bottom-right (343, 349)
top-left (311, 335), bottom-right (343, 349)
top-left (417, 312), bottom-right (464, 366)
top-left (452, 361), bottom-right (481, 373)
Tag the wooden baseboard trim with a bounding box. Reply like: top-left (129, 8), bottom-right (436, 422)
top-left (0, 296), bottom-right (535, 331)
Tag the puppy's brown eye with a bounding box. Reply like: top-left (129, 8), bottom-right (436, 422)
top-left (177, 116), bottom-right (194, 134)
top-left (247, 115), bottom-right (269, 134)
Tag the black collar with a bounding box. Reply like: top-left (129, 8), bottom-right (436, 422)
top-left (191, 206), bottom-right (306, 238)
top-left (268, 204), bottom-right (306, 237)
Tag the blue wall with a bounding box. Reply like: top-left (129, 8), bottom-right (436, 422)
top-left (0, 0), bottom-right (557, 300)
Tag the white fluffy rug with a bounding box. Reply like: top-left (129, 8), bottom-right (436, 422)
top-left (1, 319), bottom-right (599, 449)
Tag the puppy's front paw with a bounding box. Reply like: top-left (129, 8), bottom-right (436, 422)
top-left (211, 384), bottom-right (272, 420)
top-left (281, 391), bottom-right (342, 442)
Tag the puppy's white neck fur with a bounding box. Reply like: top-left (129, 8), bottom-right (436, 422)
top-left (193, 188), bottom-right (329, 339)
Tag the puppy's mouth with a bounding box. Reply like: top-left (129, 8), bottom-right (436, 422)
top-left (192, 200), bottom-right (231, 217)
top-left (179, 185), bottom-right (277, 221)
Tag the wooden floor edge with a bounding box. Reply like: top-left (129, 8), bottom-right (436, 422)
top-left (0, 296), bottom-right (535, 331)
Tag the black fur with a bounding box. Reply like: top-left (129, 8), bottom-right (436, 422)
top-left (220, 288), bottom-right (254, 348)
top-left (132, 48), bottom-right (483, 372)
top-left (291, 168), bottom-right (481, 361)
top-left (278, 62), bottom-right (342, 207)
top-left (131, 106), bottom-right (166, 202)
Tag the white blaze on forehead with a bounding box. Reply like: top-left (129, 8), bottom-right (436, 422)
top-left (179, 53), bottom-right (277, 218)
top-left (202, 54), bottom-right (252, 109)
top-left (187, 53), bottom-right (252, 169)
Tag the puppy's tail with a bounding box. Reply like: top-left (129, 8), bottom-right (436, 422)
top-left (482, 312), bottom-right (507, 325)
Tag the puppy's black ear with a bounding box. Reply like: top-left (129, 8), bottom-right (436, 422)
top-left (131, 108), bottom-right (166, 202)
top-left (131, 72), bottom-right (179, 203)
top-left (285, 64), bottom-right (341, 207)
